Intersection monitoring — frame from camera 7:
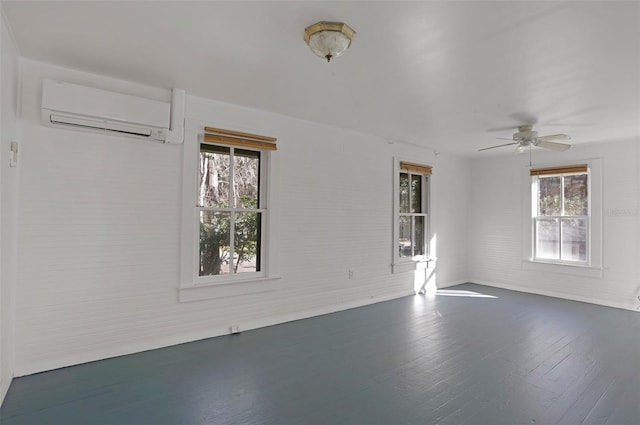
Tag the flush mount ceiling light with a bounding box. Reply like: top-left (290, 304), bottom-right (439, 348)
top-left (304, 21), bottom-right (355, 62)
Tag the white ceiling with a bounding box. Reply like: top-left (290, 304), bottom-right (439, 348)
top-left (3, 1), bottom-right (639, 155)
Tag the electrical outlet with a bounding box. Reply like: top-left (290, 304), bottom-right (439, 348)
top-left (348, 270), bottom-right (354, 280)
top-left (229, 325), bottom-right (240, 334)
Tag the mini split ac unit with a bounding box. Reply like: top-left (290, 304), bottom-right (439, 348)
top-left (41, 79), bottom-right (185, 144)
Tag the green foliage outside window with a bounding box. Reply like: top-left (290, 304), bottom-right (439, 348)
top-left (200, 196), bottom-right (259, 276)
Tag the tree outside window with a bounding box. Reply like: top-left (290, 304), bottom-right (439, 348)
top-left (198, 145), bottom-right (263, 276)
top-left (398, 165), bottom-right (429, 261)
top-left (534, 171), bottom-right (588, 263)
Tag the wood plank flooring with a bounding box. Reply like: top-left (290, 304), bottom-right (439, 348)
top-left (1, 283), bottom-right (639, 424)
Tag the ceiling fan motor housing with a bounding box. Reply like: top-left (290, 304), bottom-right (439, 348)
top-left (514, 129), bottom-right (538, 142)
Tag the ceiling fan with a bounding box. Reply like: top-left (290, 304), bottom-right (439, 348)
top-left (479, 125), bottom-right (571, 152)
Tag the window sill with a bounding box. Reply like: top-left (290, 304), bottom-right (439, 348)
top-left (392, 259), bottom-right (434, 274)
top-left (522, 260), bottom-right (603, 278)
top-left (179, 275), bottom-right (281, 302)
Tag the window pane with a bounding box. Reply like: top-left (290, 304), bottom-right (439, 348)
top-left (561, 218), bottom-right (587, 262)
top-left (199, 145), bottom-right (230, 208)
top-left (414, 216), bottom-right (425, 256)
top-left (233, 149), bottom-right (260, 209)
top-left (199, 211), bottom-right (230, 276)
top-left (536, 218), bottom-right (560, 260)
top-left (399, 173), bottom-right (409, 213)
top-left (399, 215), bottom-right (411, 257)
top-left (564, 174), bottom-right (588, 216)
top-left (411, 175), bottom-right (422, 213)
top-left (538, 176), bottom-right (561, 216)
top-left (234, 212), bottom-right (261, 273)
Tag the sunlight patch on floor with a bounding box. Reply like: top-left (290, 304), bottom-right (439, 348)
top-left (435, 289), bottom-right (498, 298)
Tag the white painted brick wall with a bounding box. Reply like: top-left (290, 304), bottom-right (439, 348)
top-left (1, 10), bottom-right (20, 405)
top-left (469, 141), bottom-right (640, 310)
top-left (13, 60), bottom-right (472, 376)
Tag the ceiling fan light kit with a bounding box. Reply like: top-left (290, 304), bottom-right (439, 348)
top-left (304, 21), bottom-right (355, 62)
top-left (479, 124), bottom-right (571, 153)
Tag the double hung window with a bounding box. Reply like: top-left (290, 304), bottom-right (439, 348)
top-left (532, 164), bottom-right (589, 264)
top-left (198, 144), bottom-right (264, 277)
top-left (180, 125), bottom-right (279, 301)
top-left (396, 161), bottom-right (431, 264)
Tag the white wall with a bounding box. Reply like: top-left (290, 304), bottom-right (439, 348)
top-left (469, 141), bottom-right (640, 310)
top-left (0, 7), bottom-right (20, 404)
top-left (13, 58), bottom-right (470, 376)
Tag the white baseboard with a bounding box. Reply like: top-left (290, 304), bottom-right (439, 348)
top-left (15, 289), bottom-right (416, 377)
top-left (246, 289), bottom-right (417, 333)
top-left (437, 279), bottom-right (468, 289)
top-left (471, 279), bottom-right (637, 312)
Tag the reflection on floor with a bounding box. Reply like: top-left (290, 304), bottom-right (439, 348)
top-left (1, 283), bottom-right (639, 425)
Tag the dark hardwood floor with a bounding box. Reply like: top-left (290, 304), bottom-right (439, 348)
top-left (1, 283), bottom-right (639, 424)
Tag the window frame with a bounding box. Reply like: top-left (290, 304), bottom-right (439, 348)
top-left (179, 121), bottom-right (280, 302)
top-left (532, 169), bottom-right (590, 265)
top-left (196, 144), bottom-right (266, 282)
top-left (392, 158), bottom-right (432, 273)
top-left (522, 159), bottom-right (603, 277)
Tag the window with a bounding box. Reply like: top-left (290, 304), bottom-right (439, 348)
top-left (532, 164), bottom-right (589, 264)
top-left (394, 161), bottom-right (431, 268)
top-left (199, 144), bottom-right (263, 277)
top-left (179, 125), bottom-right (279, 301)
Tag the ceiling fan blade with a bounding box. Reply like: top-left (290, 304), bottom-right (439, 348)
top-left (487, 112), bottom-right (538, 132)
top-left (486, 126), bottom-right (517, 132)
top-left (537, 140), bottom-right (571, 151)
top-left (509, 112), bottom-right (538, 126)
top-left (478, 142), bottom-right (518, 152)
top-left (496, 137), bottom-right (514, 141)
top-left (536, 134), bottom-right (570, 142)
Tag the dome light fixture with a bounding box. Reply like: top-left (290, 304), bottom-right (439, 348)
top-left (304, 21), bottom-right (355, 62)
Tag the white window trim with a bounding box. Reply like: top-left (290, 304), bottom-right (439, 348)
top-left (522, 158), bottom-right (603, 278)
top-left (532, 170), bottom-right (590, 265)
top-left (392, 157), bottom-right (432, 274)
top-left (179, 119), bottom-right (280, 301)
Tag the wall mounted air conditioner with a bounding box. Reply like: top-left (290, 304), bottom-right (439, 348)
top-left (41, 79), bottom-right (185, 144)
